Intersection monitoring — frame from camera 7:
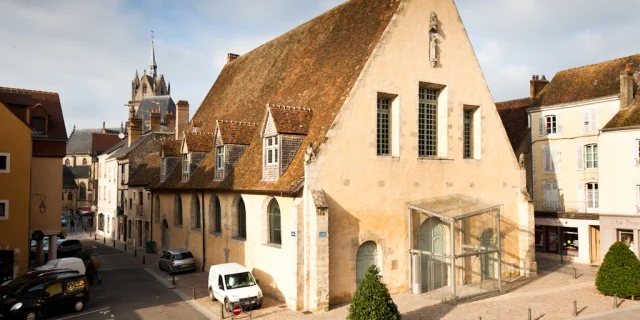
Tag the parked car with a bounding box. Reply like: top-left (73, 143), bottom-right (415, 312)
top-left (34, 257), bottom-right (86, 275)
top-left (208, 263), bottom-right (262, 312)
top-left (61, 216), bottom-right (68, 227)
top-left (158, 249), bottom-right (195, 275)
top-left (30, 239), bottom-right (82, 260)
top-left (0, 269), bottom-right (80, 296)
top-left (0, 270), bottom-right (88, 320)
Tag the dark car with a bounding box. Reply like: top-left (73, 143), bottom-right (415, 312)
top-left (0, 270), bottom-right (88, 320)
top-left (30, 239), bottom-right (82, 262)
top-left (159, 249), bottom-right (195, 275)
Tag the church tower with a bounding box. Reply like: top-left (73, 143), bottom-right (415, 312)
top-left (148, 40), bottom-right (157, 80)
top-left (129, 36), bottom-right (169, 102)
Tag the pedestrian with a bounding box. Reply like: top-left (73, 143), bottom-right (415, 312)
top-left (87, 256), bottom-right (102, 285)
top-left (70, 219), bottom-right (75, 231)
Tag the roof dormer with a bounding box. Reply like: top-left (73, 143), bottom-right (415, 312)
top-left (260, 104), bottom-right (313, 181)
top-left (213, 120), bottom-right (258, 181)
top-left (180, 132), bottom-right (213, 182)
top-left (29, 104), bottom-right (51, 136)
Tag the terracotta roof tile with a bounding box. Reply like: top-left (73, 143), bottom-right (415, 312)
top-left (539, 54), bottom-right (640, 106)
top-left (129, 152), bottom-right (161, 186)
top-left (155, 0), bottom-right (399, 192)
top-left (162, 140), bottom-right (180, 157)
top-left (217, 120), bottom-right (258, 145)
top-left (267, 105), bottom-right (313, 135)
top-left (495, 98), bottom-right (532, 152)
top-left (184, 133), bottom-right (214, 153)
top-left (604, 90), bottom-right (640, 129)
top-left (92, 133), bottom-right (123, 156)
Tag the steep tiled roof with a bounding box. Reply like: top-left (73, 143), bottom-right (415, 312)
top-left (495, 98), bottom-right (532, 152)
top-left (103, 138), bottom-right (127, 155)
top-left (538, 54), bottom-right (640, 106)
top-left (603, 90), bottom-right (640, 129)
top-left (62, 166), bottom-right (78, 188)
top-left (161, 140), bottom-right (180, 157)
top-left (217, 121), bottom-right (258, 145)
top-left (184, 133), bottom-right (214, 153)
top-left (0, 86), bottom-right (68, 141)
top-left (69, 166), bottom-right (89, 179)
top-left (92, 133), bottom-right (123, 156)
top-left (129, 152), bottom-right (161, 186)
top-left (267, 105), bottom-right (313, 135)
top-left (154, 0), bottom-right (399, 192)
top-left (107, 134), bottom-right (151, 160)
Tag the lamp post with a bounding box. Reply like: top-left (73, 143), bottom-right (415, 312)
top-left (30, 194), bottom-right (47, 214)
top-left (29, 194), bottom-right (47, 265)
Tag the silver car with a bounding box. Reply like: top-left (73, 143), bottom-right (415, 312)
top-left (159, 249), bottom-right (195, 275)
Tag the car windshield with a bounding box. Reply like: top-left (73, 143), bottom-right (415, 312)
top-left (0, 274), bottom-right (36, 295)
top-left (13, 282), bottom-right (46, 299)
top-left (225, 272), bottom-right (256, 290)
top-left (173, 252), bottom-right (192, 260)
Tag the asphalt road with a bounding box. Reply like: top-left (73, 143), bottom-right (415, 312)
top-left (49, 239), bottom-right (208, 320)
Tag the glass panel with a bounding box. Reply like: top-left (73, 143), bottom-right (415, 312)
top-left (535, 225), bottom-right (544, 252)
top-left (377, 98), bottom-right (390, 156)
top-left (618, 230), bottom-right (634, 252)
top-left (547, 227), bottom-right (559, 253)
top-left (560, 227), bottom-right (579, 257)
top-left (463, 110), bottom-right (472, 159)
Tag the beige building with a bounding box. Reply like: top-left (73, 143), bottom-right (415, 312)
top-left (526, 54), bottom-right (640, 264)
top-left (144, 0), bottom-right (533, 312)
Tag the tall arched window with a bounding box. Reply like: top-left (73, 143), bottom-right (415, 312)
top-left (268, 199), bottom-right (281, 245)
top-left (79, 182), bottom-right (86, 200)
top-left (82, 158), bottom-right (88, 165)
top-left (208, 195), bottom-right (221, 234)
top-left (236, 198), bottom-right (246, 239)
top-left (154, 195), bottom-right (160, 223)
top-left (65, 159), bottom-right (70, 166)
top-left (174, 194), bottom-right (182, 226)
top-left (191, 194), bottom-right (201, 229)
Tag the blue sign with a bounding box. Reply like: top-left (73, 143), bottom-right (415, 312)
top-left (291, 231), bottom-right (296, 237)
top-left (319, 232), bottom-right (327, 238)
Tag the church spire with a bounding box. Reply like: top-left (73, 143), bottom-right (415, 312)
top-left (148, 31), bottom-right (157, 79)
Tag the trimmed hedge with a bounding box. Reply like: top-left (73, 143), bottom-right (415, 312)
top-left (595, 241), bottom-right (640, 298)
top-left (347, 265), bottom-right (400, 320)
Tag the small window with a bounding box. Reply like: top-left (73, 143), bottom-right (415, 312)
top-left (182, 154), bottom-right (190, 181)
top-left (418, 87), bottom-right (438, 157)
top-left (545, 115), bottom-right (557, 134)
top-left (265, 136), bottom-right (279, 166)
top-left (216, 146), bottom-right (225, 171)
top-left (0, 200), bottom-right (8, 220)
top-left (31, 117), bottom-right (46, 135)
top-left (585, 144), bottom-right (598, 169)
top-left (586, 182), bottom-right (599, 210)
top-left (0, 154), bottom-right (8, 173)
top-left (463, 108), bottom-right (478, 159)
top-left (376, 98), bottom-right (390, 156)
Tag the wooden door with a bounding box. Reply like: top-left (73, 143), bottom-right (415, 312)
top-left (356, 241), bottom-right (378, 286)
top-left (590, 226), bottom-right (600, 263)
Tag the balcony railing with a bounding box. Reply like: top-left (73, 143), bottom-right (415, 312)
top-left (534, 200), bottom-right (600, 214)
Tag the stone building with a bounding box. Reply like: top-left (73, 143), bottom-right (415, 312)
top-left (143, 0), bottom-right (533, 312)
top-left (128, 40), bottom-right (172, 124)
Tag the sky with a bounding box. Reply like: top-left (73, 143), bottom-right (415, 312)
top-left (0, 0), bottom-right (638, 134)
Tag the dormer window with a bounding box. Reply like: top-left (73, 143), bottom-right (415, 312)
top-left (215, 146), bottom-right (225, 171)
top-left (265, 136), bottom-right (279, 166)
top-left (160, 158), bottom-right (167, 181)
top-left (31, 117), bottom-right (46, 135)
top-left (182, 154), bottom-right (190, 181)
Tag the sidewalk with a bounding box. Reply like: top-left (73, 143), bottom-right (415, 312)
top-left (70, 230), bottom-right (640, 319)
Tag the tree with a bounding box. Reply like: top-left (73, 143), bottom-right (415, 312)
top-left (596, 241), bottom-right (640, 298)
top-left (347, 265), bottom-right (401, 320)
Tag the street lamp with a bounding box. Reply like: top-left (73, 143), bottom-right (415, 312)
top-left (31, 194), bottom-right (47, 214)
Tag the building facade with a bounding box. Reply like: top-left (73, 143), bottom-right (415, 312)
top-left (97, 140), bottom-right (125, 239)
top-left (144, 0), bottom-right (533, 312)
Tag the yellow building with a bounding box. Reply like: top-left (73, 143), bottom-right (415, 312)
top-left (0, 102), bottom-right (31, 280)
top-left (0, 86), bottom-right (68, 265)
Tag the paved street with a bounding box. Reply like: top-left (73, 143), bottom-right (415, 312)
top-left (50, 237), bottom-right (208, 320)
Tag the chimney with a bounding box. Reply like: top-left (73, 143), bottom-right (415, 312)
top-left (227, 53), bottom-right (240, 64)
top-left (150, 108), bottom-right (161, 132)
top-left (165, 112), bottom-right (175, 133)
top-left (176, 100), bottom-right (190, 140)
top-left (620, 63), bottom-right (635, 110)
top-left (128, 116), bottom-right (143, 147)
top-left (530, 74), bottom-right (549, 99)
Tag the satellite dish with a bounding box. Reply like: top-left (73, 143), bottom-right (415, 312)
top-left (118, 132), bottom-right (125, 140)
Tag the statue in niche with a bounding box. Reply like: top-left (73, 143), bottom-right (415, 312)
top-left (429, 12), bottom-right (439, 68)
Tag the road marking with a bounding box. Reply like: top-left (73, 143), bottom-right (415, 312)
top-left (54, 307), bottom-right (110, 320)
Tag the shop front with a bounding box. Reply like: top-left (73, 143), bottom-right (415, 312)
top-left (534, 216), bottom-right (600, 264)
top-left (599, 215), bottom-right (640, 259)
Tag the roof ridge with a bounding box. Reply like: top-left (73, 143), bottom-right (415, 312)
top-left (0, 86), bottom-right (59, 95)
top-left (267, 103), bottom-right (313, 112)
top-left (216, 120), bottom-right (258, 126)
top-left (557, 53), bottom-right (640, 74)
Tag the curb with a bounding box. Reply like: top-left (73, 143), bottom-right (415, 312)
top-left (143, 268), bottom-right (219, 320)
top-left (575, 303), bottom-right (640, 319)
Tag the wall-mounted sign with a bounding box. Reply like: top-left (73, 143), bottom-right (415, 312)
top-left (291, 231), bottom-right (296, 237)
top-left (319, 231), bottom-right (327, 238)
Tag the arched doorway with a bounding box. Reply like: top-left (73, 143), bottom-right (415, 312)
top-left (419, 217), bottom-right (448, 291)
top-left (162, 219), bottom-right (169, 251)
top-left (356, 241), bottom-right (378, 286)
top-left (480, 229), bottom-right (494, 280)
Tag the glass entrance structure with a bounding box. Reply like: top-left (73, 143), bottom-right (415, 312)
top-left (408, 194), bottom-right (502, 302)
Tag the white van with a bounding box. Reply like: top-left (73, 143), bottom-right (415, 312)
top-left (35, 257), bottom-right (86, 275)
top-left (208, 263), bottom-right (263, 311)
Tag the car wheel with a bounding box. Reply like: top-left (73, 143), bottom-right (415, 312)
top-left (224, 298), bottom-right (232, 312)
top-left (208, 288), bottom-right (214, 301)
top-left (25, 310), bottom-right (37, 320)
top-left (74, 300), bottom-right (85, 312)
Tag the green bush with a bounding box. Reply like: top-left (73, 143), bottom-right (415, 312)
top-left (347, 265), bottom-right (400, 320)
top-left (595, 241), bottom-right (640, 298)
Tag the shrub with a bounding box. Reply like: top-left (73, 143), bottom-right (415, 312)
top-left (595, 241), bottom-right (640, 298)
top-left (347, 265), bottom-right (400, 320)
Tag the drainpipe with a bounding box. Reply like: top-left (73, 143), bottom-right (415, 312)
top-left (201, 189), bottom-right (206, 272)
top-left (150, 189), bottom-right (153, 244)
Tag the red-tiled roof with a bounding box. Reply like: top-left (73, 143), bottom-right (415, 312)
top-left (92, 133), bottom-right (123, 156)
top-left (161, 140), bottom-right (180, 157)
top-left (153, 0), bottom-right (399, 192)
top-left (217, 120), bottom-right (258, 145)
top-left (267, 105), bottom-right (313, 135)
top-left (603, 90), bottom-right (640, 129)
top-left (184, 133), bottom-right (214, 153)
top-left (495, 98), bottom-right (532, 152)
top-left (0, 86), bottom-right (67, 141)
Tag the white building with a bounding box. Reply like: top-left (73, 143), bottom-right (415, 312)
top-left (97, 140), bottom-right (126, 239)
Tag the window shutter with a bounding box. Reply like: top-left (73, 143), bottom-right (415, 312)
top-left (557, 113), bottom-right (563, 135)
top-left (542, 146), bottom-right (548, 172)
top-left (582, 111), bottom-right (590, 133)
top-left (538, 116), bottom-right (544, 136)
top-left (576, 145), bottom-right (584, 171)
top-left (577, 183), bottom-right (585, 213)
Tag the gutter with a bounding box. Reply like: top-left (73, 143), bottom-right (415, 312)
top-left (600, 125), bottom-right (640, 132)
